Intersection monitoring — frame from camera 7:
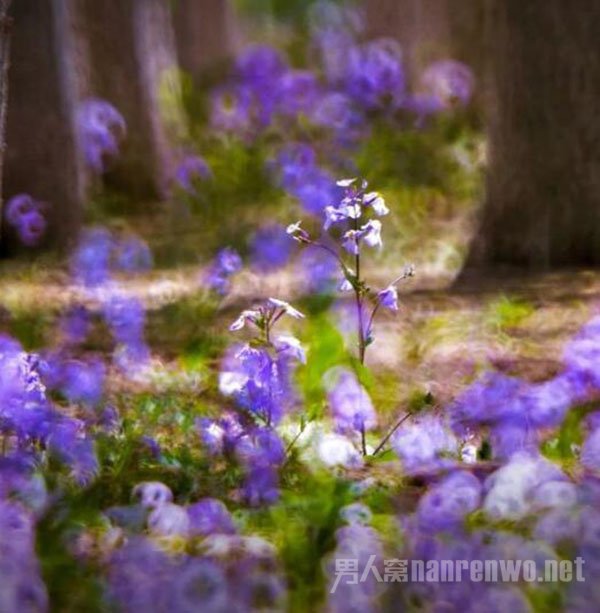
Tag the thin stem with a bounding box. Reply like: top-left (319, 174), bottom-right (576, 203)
top-left (360, 422), bottom-right (367, 456)
top-left (353, 216), bottom-right (366, 365)
top-left (371, 411), bottom-right (413, 456)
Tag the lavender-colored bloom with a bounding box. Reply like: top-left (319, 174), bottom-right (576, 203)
top-left (132, 481), bottom-right (173, 509)
top-left (273, 143), bottom-right (317, 190)
top-left (488, 417), bottom-right (539, 461)
top-left (292, 170), bottom-right (339, 216)
top-left (416, 471), bottom-right (482, 532)
top-left (377, 286), bottom-right (398, 312)
top-left (483, 453), bottom-right (568, 520)
top-left (187, 498), bottom-right (236, 537)
top-left (210, 86), bottom-right (253, 135)
top-left (204, 247), bottom-right (242, 295)
top-left (59, 358), bottom-right (105, 406)
top-left (250, 224), bottom-right (293, 272)
top-left (273, 335), bottom-right (306, 364)
top-left (4, 194), bottom-right (47, 247)
top-left (236, 427), bottom-right (285, 469)
top-left (316, 432), bottom-right (363, 468)
top-left (70, 228), bottom-right (113, 286)
top-left (311, 92), bottom-right (364, 139)
top-left (449, 372), bottom-right (525, 435)
top-left (107, 536), bottom-right (170, 611)
top-left (275, 70), bottom-right (321, 117)
top-left (102, 294), bottom-right (146, 347)
top-left (582, 428), bottom-right (600, 473)
top-left (114, 236), bottom-right (153, 273)
top-left (174, 154), bottom-right (212, 194)
top-left (148, 502), bottom-right (190, 537)
top-left (16, 210), bottom-right (47, 247)
top-left (345, 39), bottom-right (406, 110)
top-left (340, 503), bottom-right (372, 526)
top-left (77, 98), bottom-right (126, 172)
top-left (242, 464), bottom-right (280, 507)
top-left (0, 501), bottom-right (48, 612)
top-left (392, 413), bottom-right (458, 474)
top-left (58, 305), bottom-right (91, 346)
top-left (171, 558), bottom-right (231, 612)
top-left (5, 194), bottom-right (37, 226)
top-left (325, 367), bottom-right (376, 434)
top-left (419, 60), bottom-right (474, 110)
top-left (297, 245), bottom-right (338, 294)
top-left (236, 45), bottom-right (287, 86)
top-left (197, 413), bottom-right (244, 456)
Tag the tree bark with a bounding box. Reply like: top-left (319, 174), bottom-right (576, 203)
top-left (78, 0), bottom-right (186, 201)
top-left (1, 0), bottom-right (84, 254)
top-left (0, 0), bottom-right (11, 235)
top-left (365, 0), bottom-right (483, 84)
top-left (173, 0), bottom-right (240, 83)
top-left (464, 0), bottom-right (600, 270)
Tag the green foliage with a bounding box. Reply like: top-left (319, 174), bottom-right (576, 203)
top-left (485, 296), bottom-right (535, 331)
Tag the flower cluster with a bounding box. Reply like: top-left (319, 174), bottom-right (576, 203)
top-left (77, 98), bottom-right (126, 173)
top-left (203, 247), bottom-right (242, 295)
top-left (104, 482), bottom-right (286, 610)
top-left (4, 193), bottom-right (47, 246)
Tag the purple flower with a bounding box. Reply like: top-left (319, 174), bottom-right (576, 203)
top-left (250, 224), bottom-right (293, 272)
top-left (275, 70), bottom-right (321, 117)
top-left (416, 471), bottom-right (482, 532)
top-left (449, 372), bottom-right (525, 435)
top-left (325, 367), bottom-right (376, 434)
top-left (210, 86), bottom-right (253, 135)
top-left (187, 498), bottom-right (236, 536)
top-left (4, 194), bottom-right (47, 247)
top-left (174, 155), bottom-right (212, 194)
top-left (296, 245), bottom-right (338, 294)
top-left (132, 481), bottom-right (173, 509)
top-left (77, 98), bottom-right (126, 172)
top-left (70, 228), bottom-right (113, 286)
top-left (582, 429), bottom-right (600, 473)
top-left (392, 414), bottom-right (458, 474)
top-left (310, 92), bottom-right (364, 139)
top-left (204, 247), bottom-right (242, 295)
top-left (419, 60), bottom-right (474, 109)
top-left (291, 170), bottom-right (339, 216)
top-left (377, 286), bottom-right (398, 311)
top-left (58, 306), bottom-right (91, 346)
top-left (345, 39), bottom-right (406, 110)
top-left (242, 464), bottom-right (280, 507)
top-left (59, 358), bottom-right (106, 407)
top-left (114, 236), bottom-right (153, 273)
top-left (102, 295), bottom-right (146, 347)
top-left (236, 45), bottom-right (287, 86)
top-left (273, 143), bottom-right (317, 190)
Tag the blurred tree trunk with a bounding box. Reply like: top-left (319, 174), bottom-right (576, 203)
top-left (1, 0), bottom-right (84, 254)
top-left (464, 0), bottom-right (600, 269)
top-left (365, 0), bottom-right (483, 85)
top-left (79, 0), bottom-right (186, 201)
top-left (0, 0), bottom-right (11, 229)
top-left (173, 0), bottom-right (240, 83)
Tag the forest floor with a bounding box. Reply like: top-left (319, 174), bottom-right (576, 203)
top-left (1, 259), bottom-right (598, 431)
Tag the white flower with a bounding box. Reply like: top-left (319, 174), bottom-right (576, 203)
top-left (274, 335), bottom-right (306, 363)
top-left (286, 221), bottom-right (302, 234)
top-left (268, 298), bottom-right (304, 319)
top-left (317, 433), bottom-right (363, 468)
top-left (133, 481), bottom-right (173, 509)
top-left (364, 192), bottom-right (389, 216)
top-left (360, 219), bottom-right (382, 249)
top-left (148, 503), bottom-right (190, 537)
top-left (336, 178), bottom-right (357, 187)
top-left (229, 309), bottom-right (260, 331)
